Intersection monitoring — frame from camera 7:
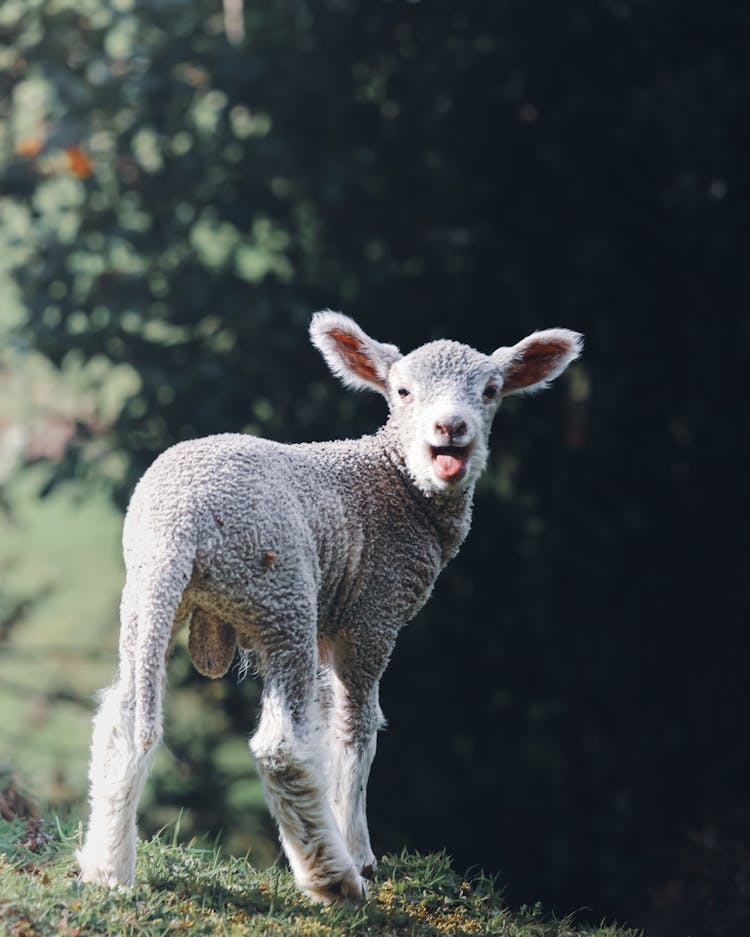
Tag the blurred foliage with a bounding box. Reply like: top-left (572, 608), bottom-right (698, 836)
top-left (0, 468), bottom-right (123, 807)
top-left (0, 763), bottom-right (39, 820)
top-left (1, 1), bottom-right (749, 935)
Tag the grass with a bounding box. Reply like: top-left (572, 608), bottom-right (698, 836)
top-left (0, 815), bottom-right (644, 937)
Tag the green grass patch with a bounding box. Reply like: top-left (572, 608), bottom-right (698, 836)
top-left (0, 816), bottom-right (644, 937)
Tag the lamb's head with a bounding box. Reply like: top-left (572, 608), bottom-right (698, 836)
top-left (310, 311), bottom-right (582, 496)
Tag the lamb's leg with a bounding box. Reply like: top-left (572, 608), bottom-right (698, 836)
top-left (326, 643), bottom-right (385, 876)
top-left (77, 582), bottom-right (154, 886)
top-left (78, 563), bottom-right (184, 887)
top-left (250, 631), bottom-right (364, 903)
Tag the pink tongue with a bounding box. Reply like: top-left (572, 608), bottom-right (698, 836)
top-left (435, 452), bottom-right (464, 478)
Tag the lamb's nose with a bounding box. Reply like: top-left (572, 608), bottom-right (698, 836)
top-left (434, 419), bottom-right (467, 440)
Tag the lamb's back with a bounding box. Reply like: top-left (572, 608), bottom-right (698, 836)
top-left (124, 434), bottom-right (332, 563)
top-left (121, 430), bottom-right (454, 637)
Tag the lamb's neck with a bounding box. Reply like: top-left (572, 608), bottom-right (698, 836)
top-left (369, 421), bottom-right (474, 563)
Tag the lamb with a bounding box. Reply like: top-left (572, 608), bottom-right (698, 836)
top-left (76, 311), bottom-right (582, 903)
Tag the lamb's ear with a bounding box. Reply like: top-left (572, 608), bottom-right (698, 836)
top-left (492, 328), bottom-right (583, 396)
top-left (310, 310), bottom-right (402, 394)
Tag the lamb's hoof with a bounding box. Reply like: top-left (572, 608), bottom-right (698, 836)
top-left (76, 849), bottom-right (133, 889)
top-left (77, 867), bottom-right (131, 889)
top-left (303, 868), bottom-right (367, 904)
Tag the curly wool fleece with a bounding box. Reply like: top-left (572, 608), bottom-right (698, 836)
top-left (132, 425), bottom-right (471, 673)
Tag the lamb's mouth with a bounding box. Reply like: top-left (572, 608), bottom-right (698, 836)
top-left (430, 444), bottom-right (471, 482)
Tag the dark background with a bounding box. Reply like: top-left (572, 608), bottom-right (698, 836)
top-left (2, 1), bottom-right (749, 934)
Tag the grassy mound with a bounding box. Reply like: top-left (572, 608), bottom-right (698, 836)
top-left (0, 815), bottom-right (642, 937)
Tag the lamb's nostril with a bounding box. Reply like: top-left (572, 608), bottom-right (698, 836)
top-left (435, 419), bottom-right (467, 440)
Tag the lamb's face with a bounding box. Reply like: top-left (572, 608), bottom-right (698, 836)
top-left (386, 341), bottom-right (502, 495)
top-left (310, 310), bottom-right (582, 497)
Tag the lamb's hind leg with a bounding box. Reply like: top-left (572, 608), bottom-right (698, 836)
top-left (77, 580), bottom-right (148, 886)
top-left (250, 617), bottom-right (364, 903)
top-left (78, 564), bottom-right (186, 887)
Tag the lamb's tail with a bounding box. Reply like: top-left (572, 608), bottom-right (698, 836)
top-left (131, 551), bottom-right (194, 753)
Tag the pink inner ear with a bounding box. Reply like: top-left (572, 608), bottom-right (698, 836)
top-left (328, 328), bottom-right (382, 385)
top-left (502, 337), bottom-right (572, 393)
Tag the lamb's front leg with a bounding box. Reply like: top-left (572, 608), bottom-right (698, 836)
top-left (250, 635), bottom-right (364, 903)
top-left (326, 634), bottom-right (389, 876)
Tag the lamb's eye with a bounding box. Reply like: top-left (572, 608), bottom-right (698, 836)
top-left (482, 384), bottom-right (498, 402)
top-left (397, 387), bottom-right (411, 399)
